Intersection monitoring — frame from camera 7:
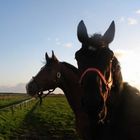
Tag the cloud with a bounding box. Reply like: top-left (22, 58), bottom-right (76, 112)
top-left (114, 49), bottom-right (134, 60)
top-left (55, 38), bottom-right (59, 41)
top-left (118, 15), bottom-right (139, 25)
top-left (55, 38), bottom-right (61, 45)
top-left (127, 18), bottom-right (138, 25)
top-left (0, 84), bottom-right (64, 94)
top-left (56, 42), bottom-right (61, 45)
top-left (136, 9), bottom-right (140, 14)
top-left (114, 49), bottom-right (140, 90)
top-left (0, 83), bottom-right (26, 93)
top-left (63, 43), bottom-right (73, 48)
top-left (114, 50), bottom-right (127, 59)
top-left (118, 17), bottom-right (125, 23)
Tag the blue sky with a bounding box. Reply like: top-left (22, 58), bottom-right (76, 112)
top-left (0, 0), bottom-right (140, 92)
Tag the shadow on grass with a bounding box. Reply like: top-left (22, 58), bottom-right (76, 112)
top-left (9, 101), bottom-right (51, 140)
top-left (10, 100), bottom-right (80, 140)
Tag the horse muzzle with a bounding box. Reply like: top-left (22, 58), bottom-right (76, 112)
top-left (26, 79), bottom-right (40, 96)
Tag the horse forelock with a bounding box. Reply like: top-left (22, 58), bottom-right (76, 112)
top-left (89, 33), bottom-right (105, 47)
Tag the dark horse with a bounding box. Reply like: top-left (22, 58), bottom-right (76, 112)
top-left (26, 51), bottom-right (95, 140)
top-left (75, 20), bottom-right (140, 140)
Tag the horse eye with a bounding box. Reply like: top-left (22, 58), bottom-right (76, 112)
top-left (88, 46), bottom-right (97, 51)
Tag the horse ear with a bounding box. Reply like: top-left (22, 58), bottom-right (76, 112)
top-left (103, 21), bottom-right (115, 44)
top-left (77, 20), bottom-right (89, 43)
top-left (52, 50), bottom-right (59, 62)
top-left (45, 52), bottom-right (49, 61)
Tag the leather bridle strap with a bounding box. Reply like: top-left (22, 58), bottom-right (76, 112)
top-left (79, 67), bottom-right (113, 123)
top-left (79, 68), bottom-right (112, 90)
top-left (79, 66), bottom-right (113, 100)
top-left (32, 77), bottom-right (55, 105)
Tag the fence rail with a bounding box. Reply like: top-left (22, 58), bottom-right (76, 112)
top-left (0, 98), bottom-right (35, 111)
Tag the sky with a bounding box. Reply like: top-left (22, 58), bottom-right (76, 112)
top-left (0, 0), bottom-right (140, 93)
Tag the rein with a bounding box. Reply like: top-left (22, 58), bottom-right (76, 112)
top-left (37, 89), bottom-right (55, 105)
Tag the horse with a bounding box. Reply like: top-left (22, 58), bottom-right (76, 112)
top-left (75, 20), bottom-right (140, 140)
top-left (26, 51), bottom-right (95, 140)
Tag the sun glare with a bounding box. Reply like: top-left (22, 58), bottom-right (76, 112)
top-left (115, 50), bottom-right (140, 90)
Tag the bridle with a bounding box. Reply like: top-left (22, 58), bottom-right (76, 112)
top-left (31, 62), bottom-right (62, 104)
top-left (79, 56), bottom-right (114, 95)
top-left (32, 76), bottom-right (55, 104)
top-left (79, 55), bottom-right (114, 123)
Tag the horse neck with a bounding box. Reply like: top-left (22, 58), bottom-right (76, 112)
top-left (58, 63), bottom-right (82, 113)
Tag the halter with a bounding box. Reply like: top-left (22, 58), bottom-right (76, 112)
top-left (79, 57), bottom-right (114, 123)
top-left (80, 68), bottom-right (112, 97)
top-left (32, 76), bottom-right (55, 105)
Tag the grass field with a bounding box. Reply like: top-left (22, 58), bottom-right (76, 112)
top-left (0, 95), bottom-right (81, 140)
top-left (0, 93), bottom-right (30, 108)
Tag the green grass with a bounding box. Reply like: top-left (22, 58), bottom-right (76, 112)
top-left (0, 99), bottom-right (36, 140)
top-left (0, 96), bottom-right (81, 140)
top-left (0, 93), bottom-right (30, 108)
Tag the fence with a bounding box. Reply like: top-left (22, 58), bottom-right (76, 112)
top-left (0, 98), bottom-right (35, 112)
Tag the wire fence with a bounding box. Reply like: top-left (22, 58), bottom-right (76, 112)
top-left (0, 98), bottom-right (35, 112)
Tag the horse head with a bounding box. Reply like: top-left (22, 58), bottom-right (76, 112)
top-left (26, 51), bottom-right (61, 96)
top-left (76, 20), bottom-right (115, 71)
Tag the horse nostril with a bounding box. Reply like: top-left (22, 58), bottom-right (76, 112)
top-left (26, 80), bottom-right (39, 96)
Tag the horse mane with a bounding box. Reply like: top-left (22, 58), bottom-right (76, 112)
top-left (122, 82), bottom-right (140, 96)
top-left (111, 56), bottom-right (123, 93)
top-left (62, 62), bottom-right (79, 75)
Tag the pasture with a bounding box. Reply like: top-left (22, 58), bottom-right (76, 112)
top-left (0, 93), bottom-right (30, 108)
top-left (0, 94), bottom-right (80, 140)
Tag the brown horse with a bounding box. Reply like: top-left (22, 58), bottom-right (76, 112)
top-left (75, 20), bottom-right (140, 140)
top-left (26, 51), bottom-right (95, 140)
